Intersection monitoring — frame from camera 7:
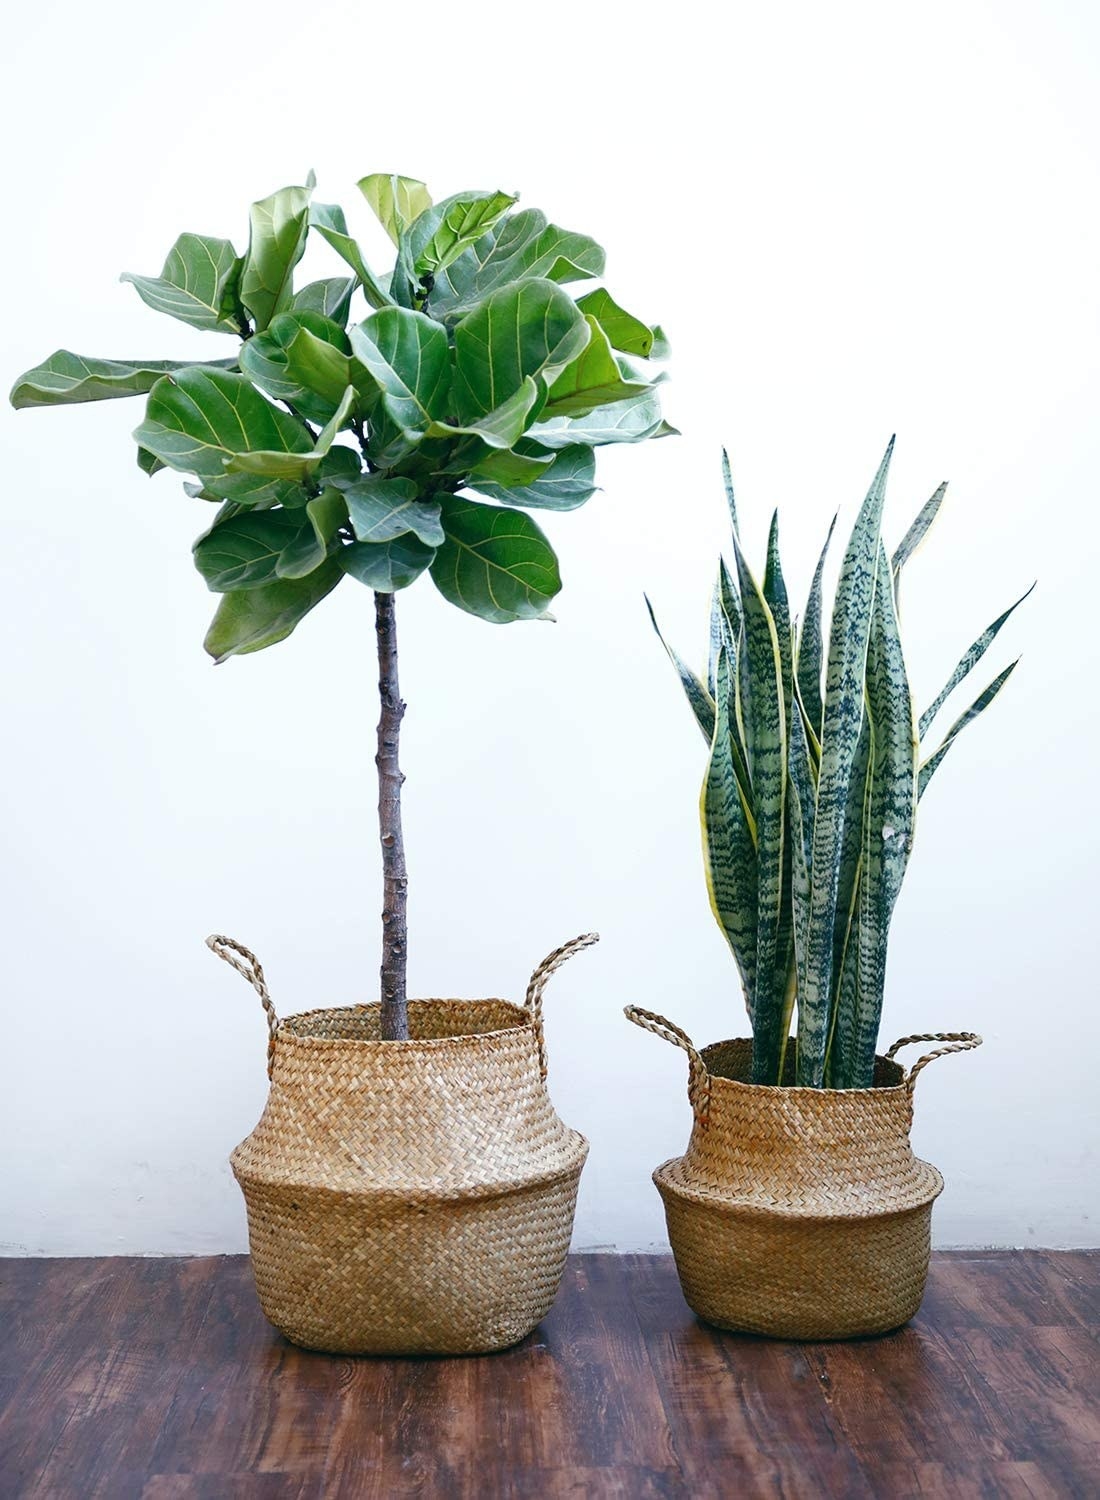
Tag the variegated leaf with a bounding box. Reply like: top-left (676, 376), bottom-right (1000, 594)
top-left (797, 438), bottom-right (893, 1086)
top-left (795, 513), bottom-right (837, 746)
top-left (845, 544), bottom-right (918, 1088)
top-left (918, 583), bottom-right (1034, 738)
top-left (730, 528), bottom-right (787, 1084)
top-left (918, 660), bottom-right (1019, 797)
top-left (702, 648), bottom-right (759, 1011)
top-left (645, 595), bottom-right (715, 744)
top-left (891, 480), bottom-right (947, 603)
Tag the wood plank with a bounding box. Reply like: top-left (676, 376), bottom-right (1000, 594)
top-left (0, 1252), bottom-right (1095, 1498)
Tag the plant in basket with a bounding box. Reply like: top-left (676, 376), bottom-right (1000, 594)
top-left (11, 170), bottom-right (670, 1354)
top-left (629, 440), bottom-right (1029, 1338)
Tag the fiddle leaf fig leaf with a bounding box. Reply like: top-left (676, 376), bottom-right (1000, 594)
top-left (203, 557), bottom-right (343, 662)
top-left (451, 279), bottom-right (589, 428)
top-left (240, 182), bottom-right (313, 332)
top-left (428, 209), bottom-right (605, 317)
top-left (541, 315), bottom-right (651, 419)
top-left (466, 446), bottom-right (555, 487)
top-left (430, 495), bottom-right (561, 623)
top-left (467, 443), bottom-right (597, 511)
top-left (292, 276), bottom-right (357, 324)
top-left (402, 190), bottom-right (517, 281)
top-left (276, 489), bottom-right (349, 579)
top-left (225, 387), bottom-right (356, 479)
top-left (341, 475), bottom-right (445, 546)
top-left (134, 367), bottom-right (313, 479)
top-left (137, 445), bottom-right (165, 476)
top-left (120, 234), bottom-right (243, 334)
top-left (9, 352), bottom-right (235, 409)
top-left (575, 287), bottom-right (657, 357)
top-left (358, 173), bottom-right (432, 245)
top-left (193, 509), bottom-right (314, 591)
top-left (239, 311), bottom-right (354, 419)
top-left (340, 534), bottom-right (437, 591)
top-left (527, 384), bottom-right (670, 449)
top-left (349, 308), bottom-right (450, 440)
top-left (310, 202), bottom-right (393, 311)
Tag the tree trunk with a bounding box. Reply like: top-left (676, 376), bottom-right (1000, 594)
top-left (375, 589), bottom-right (409, 1040)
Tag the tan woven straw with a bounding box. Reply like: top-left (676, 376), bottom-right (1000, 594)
top-left (210, 933), bottom-right (596, 1355)
top-left (626, 1008), bottom-right (981, 1340)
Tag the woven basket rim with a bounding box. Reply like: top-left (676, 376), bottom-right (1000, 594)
top-left (276, 997), bottom-right (533, 1051)
top-left (699, 1037), bottom-right (908, 1095)
top-left (653, 1155), bottom-right (944, 1221)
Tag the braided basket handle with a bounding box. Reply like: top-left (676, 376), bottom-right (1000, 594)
top-left (524, 932), bottom-right (599, 1080)
top-left (886, 1031), bottom-right (982, 1093)
top-left (624, 1006), bottom-right (711, 1124)
top-left (207, 935), bottom-right (280, 1079)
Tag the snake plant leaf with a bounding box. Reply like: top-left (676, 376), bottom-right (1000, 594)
top-left (451, 279), bottom-right (590, 431)
top-left (468, 444), bottom-right (597, 511)
top-left (225, 388), bottom-right (356, 480)
top-left (134, 367), bottom-right (314, 481)
top-left (575, 287), bottom-right (657, 357)
top-left (203, 556), bottom-right (343, 662)
top-left (787, 689), bottom-right (817, 1007)
top-left (540, 315), bottom-right (651, 420)
top-left (730, 527), bottom-right (788, 1083)
top-left (9, 353), bottom-right (235, 409)
top-left (891, 481), bottom-right (948, 600)
top-left (193, 508), bottom-right (322, 591)
top-left (430, 495), bottom-right (561, 623)
top-left (309, 202), bottom-right (393, 311)
top-left (795, 514), bottom-right (837, 746)
top-left (120, 234), bottom-right (243, 335)
top-left (762, 510), bottom-right (794, 722)
top-left (845, 544), bottom-right (919, 1087)
top-left (708, 570), bottom-right (728, 697)
top-left (424, 208), bottom-right (604, 318)
top-left (349, 308), bottom-right (450, 441)
top-left (645, 595), bottom-right (715, 744)
top-left (292, 277), bottom-right (357, 324)
top-left (721, 449), bottom-right (740, 538)
top-left (526, 384), bottom-right (668, 450)
top-left (918, 583), bottom-right (1034, 739)
top-left (702, 647), bottom-right (759, 1011)
top-left (918, 659), bottom-right (1020, 798)
top-left (339, 534), bottom-right (437, 591)
top-left (341, 475), bottom-right (445, 546)
top-left (240, 182), bottom-right (313, 333)
top-left (358, 173), bottom-right (432, 246)
top-left (797, 437), bottom-right (894, 1086)
top-left (402, 190), bottom-right (518, 286)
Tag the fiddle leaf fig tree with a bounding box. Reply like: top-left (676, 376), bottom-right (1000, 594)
top-left (11, 170), bottom-right (672, 1040)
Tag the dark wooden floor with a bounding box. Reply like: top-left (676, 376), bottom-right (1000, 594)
top-left (0, 1253), bottom-right (1096, 1498)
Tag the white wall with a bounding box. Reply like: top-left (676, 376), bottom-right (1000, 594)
top-left (3, 0), bottom-right (1097, 1255)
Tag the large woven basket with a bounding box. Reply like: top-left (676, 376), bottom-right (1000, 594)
top-left (209, 933), bottom-right (595, 1356)
top-left (626, 1008), bottom-right (981, 1340)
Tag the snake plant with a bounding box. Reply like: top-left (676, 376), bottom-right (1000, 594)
top-left (648, 440), bottom-right (1029, 1088)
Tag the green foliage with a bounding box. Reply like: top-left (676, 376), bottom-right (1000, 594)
top-left (10, 171), bottom-right (668, 658)
top-left (651, 444), bottom-right (1028, 1088)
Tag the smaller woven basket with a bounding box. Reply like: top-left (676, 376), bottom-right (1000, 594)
top-left (210, 934), bottom-right (596, 1356)
top-left (626, 1008), bottom-right (982, 1340)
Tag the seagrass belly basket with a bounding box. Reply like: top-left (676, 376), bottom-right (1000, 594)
top-left (626, 1007), bottom-right (981, 1340)
top-left (208, 933), bottom-right (595, 1356)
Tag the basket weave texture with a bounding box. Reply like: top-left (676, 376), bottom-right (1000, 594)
top-left (627, 1010), bottom-right (981, 1340)
top-left (211, 935), bottom-right (595, 1356)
